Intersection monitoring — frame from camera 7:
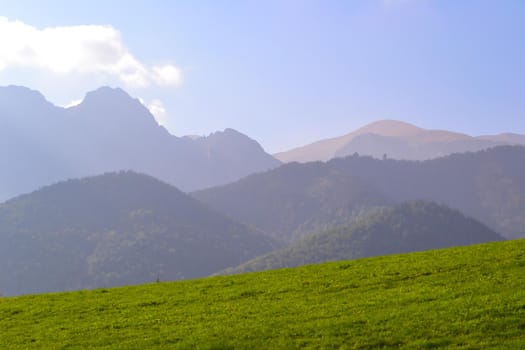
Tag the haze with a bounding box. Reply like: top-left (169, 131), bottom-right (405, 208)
top-left (1, 0), bottom-right (524, 152)
top-left (1, 2), bottom-right (525, 347)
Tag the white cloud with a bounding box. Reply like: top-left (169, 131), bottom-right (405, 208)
top-left (62, 98), bottom-right (83, 108)
top-left (0, 17), bottom-right (182, 88)
top-left (145, 99), bottom-right (169, 127)
top-left (152, 65), bottom-right (183, 86)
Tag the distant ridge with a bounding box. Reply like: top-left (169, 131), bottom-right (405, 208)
top-left (194, 161), bottom-right (391, 243)
top-left (0, 85), bottom-right (281, 201)
top-left (195, 146), bottom-right (525, 240)
top-left (274, 119), bottom-right (525, 163)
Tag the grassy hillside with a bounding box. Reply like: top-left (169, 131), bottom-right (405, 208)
top-left (1, 239), bottom-right (524, 349)
top-left (228, 201), bottom-right (503, 273)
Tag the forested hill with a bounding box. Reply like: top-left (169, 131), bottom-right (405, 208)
top-left (0, 171), bottom-right (277, 296)
top-left (194, 146), bottom-right (525, 240)
top-left (228, 201), bottom-right (503, 273)
top-left (193, 162), bottom-right (391, 243)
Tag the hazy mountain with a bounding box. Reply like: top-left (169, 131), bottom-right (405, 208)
top-left (193, 162), bottom-right (391, 243)
top-left (0, 85), bottom-right (280, 201)
top-left (195, 146), bottom-right (525, 240)
top-left (274, 120), bottom-right (524, 163)
top-left (227, 201), bottom-right (503, 273)
top-left (0, 171), bottom-right (277, 296)
top-left (478, 133), bottom-right (525, 145)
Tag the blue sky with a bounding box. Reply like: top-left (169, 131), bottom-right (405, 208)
top-left (0, 0), bottom-right (524, 152)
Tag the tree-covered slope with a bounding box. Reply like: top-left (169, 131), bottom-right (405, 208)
top-left (1, 239), bottom-right (523, 349)
top-left (228, 201), bottom-right (503, 273)
top-left (329, 146), bottom-right (525, 239)
top-left (0, 171), bottom-right (277, 296)
top-left (194, 146), bottom-right (525, 239)
top-left (193, 162), bottom-right (390, 243)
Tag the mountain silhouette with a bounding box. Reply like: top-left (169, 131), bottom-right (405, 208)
top-left (0, 85), bottom-right (281, 201)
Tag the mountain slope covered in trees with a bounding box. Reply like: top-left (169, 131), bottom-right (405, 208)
top-left (227, 201), bottom-right (503, 273)
top-left (195, 146), bottom-right (525, 240)
top-left (0, 172), bottom-right (277, 296)
top-left (193, 162), bottom-right (390, 243)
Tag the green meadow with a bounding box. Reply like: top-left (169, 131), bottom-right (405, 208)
top-left (1, 239), bottom-right (524, 349)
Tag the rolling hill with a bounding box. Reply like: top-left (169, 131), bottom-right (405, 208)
top-left (227, 201), bottom-right (503, 273)
top-left (0, 85), bottom-right (280, 201)
top-left (193, 162), bottom-right (390, 243)
top-left (274, 119), bottom-right (525, 163)
top-left (1, 239), bottom-right (523, 348)
top-left (0, 171), bottom-right (277, 296)
top-left (194, 146), bottom-right (525, 240)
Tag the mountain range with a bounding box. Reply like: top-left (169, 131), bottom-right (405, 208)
top-left (195, 146), bottom-right (525, 240)
top-left (0, 169), bottom-right (504, 296)
top-left (0, 85), bottom-right (280, 202)
top-left (194, 162), bottom-right (391, 243)
top-left (0, 171), bottom-right (277, 296)
top-left (1, 84), bottom-right (522, 296)
top-left (0, 147), bottom-right (518, 295)
top-left (275, 120), bottom-right (525, 163)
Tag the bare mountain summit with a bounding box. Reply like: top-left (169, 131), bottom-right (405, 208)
top-left (275, 120), bottom-right (525, 163)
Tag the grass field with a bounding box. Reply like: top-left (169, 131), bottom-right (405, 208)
top-left (1, 239), bottom-right (524, 349)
